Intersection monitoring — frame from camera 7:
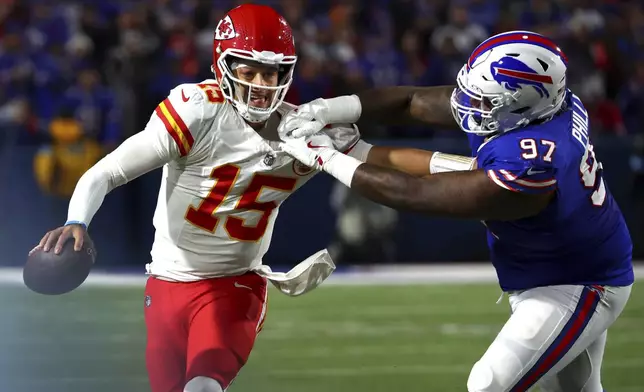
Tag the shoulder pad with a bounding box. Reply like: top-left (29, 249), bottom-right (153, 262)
top-left (478, 131), bottom-right (558, 194)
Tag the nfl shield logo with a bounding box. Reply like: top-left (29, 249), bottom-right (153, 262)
top-left (263, 153), bottom-right (276, 166)
top-left (144, 295), bottom-right (152, 307)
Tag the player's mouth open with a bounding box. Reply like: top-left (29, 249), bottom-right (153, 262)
top-left (250, 93), bottom-right (270, 108)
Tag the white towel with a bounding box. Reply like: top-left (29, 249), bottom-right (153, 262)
top-left (253, 249), bottom-right (336, 297)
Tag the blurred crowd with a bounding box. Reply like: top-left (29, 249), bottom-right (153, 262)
top-left (0, 0), bottom-right (643, 258)
top-left (1, 0), bottom-right (643, 147)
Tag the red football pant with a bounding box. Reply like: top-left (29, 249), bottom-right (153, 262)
top-left (144, 272), bottom-right (268, 392)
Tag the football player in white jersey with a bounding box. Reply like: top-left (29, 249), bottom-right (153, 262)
top-left (30, 4), bottom-right (464, 392)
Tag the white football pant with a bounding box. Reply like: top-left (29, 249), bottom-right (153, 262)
top-left (184, 376), bottom-right (223, 392)
top-left (467, 284), bottom-right (631, 392)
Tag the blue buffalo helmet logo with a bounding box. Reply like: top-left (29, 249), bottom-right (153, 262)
top-left (490, 56), bottom-right (553, 98)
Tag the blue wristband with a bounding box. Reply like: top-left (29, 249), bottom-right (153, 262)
top-left (65, 221), bottom-right (87, 229)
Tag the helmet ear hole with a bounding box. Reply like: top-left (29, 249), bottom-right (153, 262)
top-left (278, 64), bottom-right (295, 85)
top-left (220, 76), bottom-right (232, 93)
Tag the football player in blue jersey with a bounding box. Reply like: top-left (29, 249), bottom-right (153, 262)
top-left (278, 31), bottom-right (634, 392)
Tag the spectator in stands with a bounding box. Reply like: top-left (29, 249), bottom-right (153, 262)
top-left (0, 26), bottom-right (32, 103)
top-left (468, 0), bottom-right (501, 33)
top-left (33, 106), bottom-right (103, 197)
top-left (26, 2), bottom-right (69, 50)
top-left (519, 0), bottom-right (564, 31)
top-left (61, 67), bottom-right (120, 148)
top-left (0, 25), bottom-right (33, 145)
top-left (431, 3), bottom-right (487, 61)
top-left (0, 0), bottom-right (640, 144)
top-left (287, 55), bottom-right (334, 104)
top-left (618, 59), bottom-right (644, 136)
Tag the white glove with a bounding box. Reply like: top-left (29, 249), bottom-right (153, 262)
top-left (279, 133), bottom-right (364, 188)
top-left (278, 133), bottom-right (339, 170)
top-left (278, 99), bottom-right (327, 140)
top-left (278, 95), bottom-right (362, 139)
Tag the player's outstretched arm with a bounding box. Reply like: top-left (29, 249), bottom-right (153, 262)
top-left (349, 164), bottom-right (551, 220)
top-left (278, 86), bottom-right (457, 139)
top-left (363, 145), bottom-right (475, 177)
top-left (65, 84), bottom-right (206, 228)
top-left (334, 129), bottom-right (473, 178)
top-left (37, 84), bottom-right (207, 254)
top-left (65, 129), bottom-right (175, 226)
top-left (36, 129), bottom-right (176, 254)
top-left (280, 139), bottom-right (552, 221)
top-left (355, 85), bottom-right (457, 129)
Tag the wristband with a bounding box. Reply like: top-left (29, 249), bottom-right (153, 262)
top-left (319, 149), bottom-right (364, 188)
top-left (429, 152), bottom-right (476, 174)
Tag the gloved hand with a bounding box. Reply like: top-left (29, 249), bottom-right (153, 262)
top-left (278, 96), bottom-right (362, 140)
top-left (278, 132), bottom-right (339, 171)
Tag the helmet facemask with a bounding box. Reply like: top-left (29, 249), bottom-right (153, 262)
top-left (214, 49), bottom-right (295, 124)
top-left (451, 70), bottom-right (530, 136)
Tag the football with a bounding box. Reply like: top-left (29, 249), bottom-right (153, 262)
top-left (23, 235), bottom-right (96, 295)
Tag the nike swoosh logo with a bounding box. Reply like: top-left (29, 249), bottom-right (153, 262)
top-left (527, 168), bottom-right (546, 175)
top-left (307, 141), bottom-right (324, 149)
top-left (181, 90), bottom-right (190, 102)
top-left (234, 282), bottom-right (252, 290)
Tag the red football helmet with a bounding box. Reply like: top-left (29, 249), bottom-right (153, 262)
top-left (212, 4), bottom-right (297, 123)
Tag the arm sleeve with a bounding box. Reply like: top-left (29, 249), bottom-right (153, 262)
top-left (66, 84), bottom-right (206, 226)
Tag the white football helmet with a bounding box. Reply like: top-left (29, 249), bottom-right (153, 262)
top-left (451, 31), bottom-right (568, 136)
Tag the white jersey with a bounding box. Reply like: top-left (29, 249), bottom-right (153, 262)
top-left (66, 80), bottom-right (361, 281)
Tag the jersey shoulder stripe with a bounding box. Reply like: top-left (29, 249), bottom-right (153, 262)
top-left (155, 98), bottom-right (195, 156)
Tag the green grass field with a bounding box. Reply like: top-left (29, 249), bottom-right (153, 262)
top-left (0, 281), bottom-right (640, 392)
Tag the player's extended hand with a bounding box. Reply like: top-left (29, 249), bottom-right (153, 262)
top-left (278, 133), bottom-right (338, 170)
top-left (278, 99), bottom-right (332, 140)
top-left (30, 224), bottom-right (87, 256)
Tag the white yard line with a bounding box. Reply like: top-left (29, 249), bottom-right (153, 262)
top-left (1, 263), bottom-right (643, 286)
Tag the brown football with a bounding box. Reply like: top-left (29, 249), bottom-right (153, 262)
top-left (23, 235), bottom-right (96, 295)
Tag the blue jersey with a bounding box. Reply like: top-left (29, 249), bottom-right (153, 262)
top-left (469, 93), bottom-right (633, 291)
